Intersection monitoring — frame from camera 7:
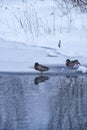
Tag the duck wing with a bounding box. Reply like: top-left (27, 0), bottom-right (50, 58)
top-left (38, 64), bottom-right (49, 71)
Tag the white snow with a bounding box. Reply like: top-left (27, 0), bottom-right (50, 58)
top-left (76, 66), bottom-right (87, 73)
top-left (0, 0), bottom-right (87, 72)
top-left (46, 50), bottom-right (58, 57)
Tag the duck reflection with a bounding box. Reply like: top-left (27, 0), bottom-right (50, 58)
top-left (34, 76), bottom-right (49, 85)
top-left (66, 75), bottom-right (78, 79)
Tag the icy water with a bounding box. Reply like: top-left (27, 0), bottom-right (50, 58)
top-left (0, 72), bottom-right (87, 130)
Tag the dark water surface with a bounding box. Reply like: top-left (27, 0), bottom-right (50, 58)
top-left (0, 72), bottom-right (87, 130)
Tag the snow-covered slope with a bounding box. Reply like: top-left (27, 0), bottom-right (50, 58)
top-left (0, 0), bottom-right (87, 71)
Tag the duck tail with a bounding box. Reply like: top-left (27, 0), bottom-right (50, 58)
top-left (46, 67), bottom-right (49, 71)
top-left (76, 60), bottom-right (80, 65)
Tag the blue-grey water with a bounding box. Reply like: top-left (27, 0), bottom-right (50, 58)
top-left (0, 71), bottom-right (87, 130)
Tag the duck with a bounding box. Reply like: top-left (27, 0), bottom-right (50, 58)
top-left (58, 40), bottom-right (61, 48)
top-left (34, 62), bottom-right (49, 75)
top-left (66, 59), bottom-right (80, 67)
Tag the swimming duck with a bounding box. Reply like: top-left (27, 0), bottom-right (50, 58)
top-left (66, 59), bottom-right (80, 67)
top-left (34, 62), bottom-right (49, 75)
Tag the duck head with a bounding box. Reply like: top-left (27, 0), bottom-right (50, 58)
top-left (66, 59), bottom-right (70, 65)
top-left (66, 59), bottom-right (70, 62)
top-left (34, 62), bottom-right (39, 70)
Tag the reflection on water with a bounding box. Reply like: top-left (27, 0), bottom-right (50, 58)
top-left (0, 74), bottom-right (87, 130)
top-left (34, 76), bottom-right (49, 85)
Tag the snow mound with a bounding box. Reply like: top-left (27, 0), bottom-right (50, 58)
top-left (76, 66), bottom-right (87, 73)
top-left (46, 50), bottom-right (58, 57)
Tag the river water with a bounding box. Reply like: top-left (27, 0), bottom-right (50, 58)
top-left (0, 72), bottom-right (87, 130)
